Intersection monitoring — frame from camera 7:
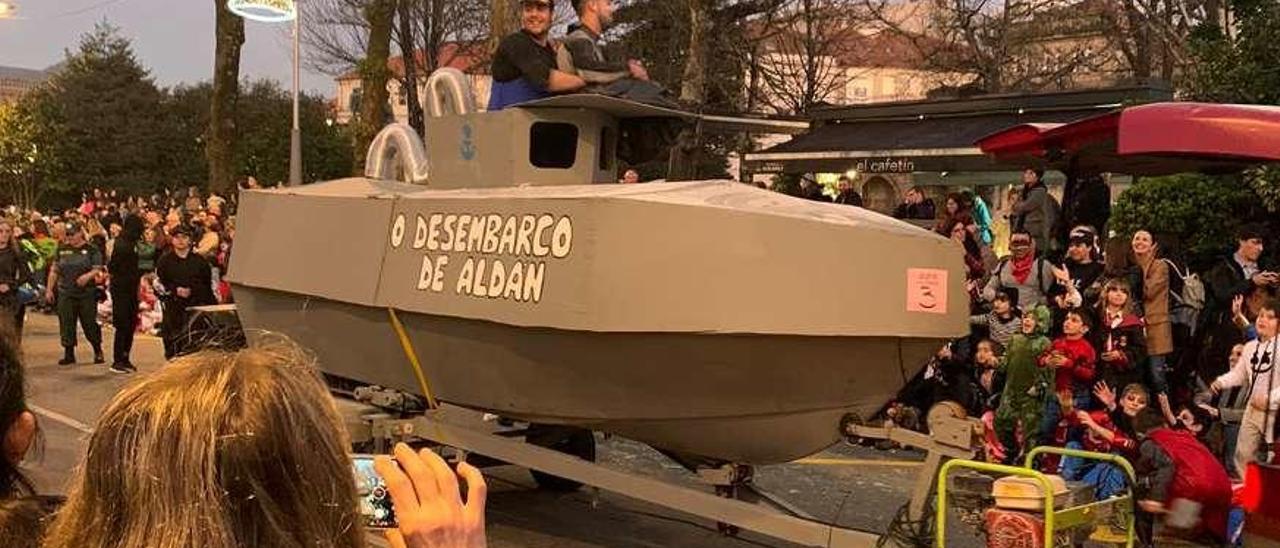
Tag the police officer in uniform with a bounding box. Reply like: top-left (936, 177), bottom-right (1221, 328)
top-left (45, 222), bottom-right (105, 365)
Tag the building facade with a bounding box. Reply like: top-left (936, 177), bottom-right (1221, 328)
top-left (333, 45), bottom-right (490, 125)
top-left (0, 65), bottom-right (48, 104)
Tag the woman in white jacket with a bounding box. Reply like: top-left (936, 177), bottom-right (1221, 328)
top-left (1212, 298), bottom-right (1279, 475)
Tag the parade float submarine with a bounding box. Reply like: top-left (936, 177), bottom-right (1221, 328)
top-left (226, 69), bottom-right (968, 465)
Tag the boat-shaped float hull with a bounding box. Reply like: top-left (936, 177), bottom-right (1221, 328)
top-left (228, 178), bottom-right (967, 464)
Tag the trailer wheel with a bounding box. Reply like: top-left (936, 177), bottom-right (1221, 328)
top-left (525, 424), bottom-right (596, 492)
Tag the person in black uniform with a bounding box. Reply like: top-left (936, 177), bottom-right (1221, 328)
top-left (107, 214), bottom-right (144, 373)
top-left (45, 223), bottom-right (105, 365)
top-left (0, 220), bottom-right (31, 342)
top-left (155, 226), bottom-right (215, 359)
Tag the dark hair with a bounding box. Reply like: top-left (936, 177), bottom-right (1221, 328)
top-left (1103, 237), bottom-right (1133, 278)
top-left (1237, 224), bottom-right (1266, 243)
top-left (994, 287), bottom-right (1019, 306)
top-left (1260, 297), bottom-right (1280, 315)
top-left (949, 219), bottom-right (982, 259)
top-left (0, 497), bottom-right (57, 548)
top-left (908, 185), bottom-right (926, 195)
top-left (0, 322), bottom-right (33, 499)
top-left (1185, 405), bottom-right (1215, 430)
top-left (1065, 307), bottom-right (1092, 331)
top-left (31, 220), bottom-right (47, 236)
top-left (945, 192), bottom-right (967, 211)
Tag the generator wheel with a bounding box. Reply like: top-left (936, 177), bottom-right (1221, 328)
top-left (525, 424), bottom-right (596, 492)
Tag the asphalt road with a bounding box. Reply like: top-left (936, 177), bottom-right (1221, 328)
top-left (18, 312), bottom-right (952, 548)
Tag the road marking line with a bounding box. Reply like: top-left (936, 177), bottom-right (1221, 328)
top-left (28, 403), bottom-right (93, 434)
top-left (794, 457), bottom-right (922, 467)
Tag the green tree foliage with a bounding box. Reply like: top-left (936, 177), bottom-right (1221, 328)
top-left (1184, 0), bottom-right (1280, 106)
top-left (0, 101), bottom-right (56, 209)
top-left (1110, 174), bottom-right (1266, 269)
top-left (38, 22), bottom-right (170, 201)
top-left (1112, 0), bottom-right (1280, 269)
top-left (167, 80), bottom-right (354, 188)
top-left (0, 25), bottom-right (352, 210)
top-left (1181, 0), bottom-right (1280, 215)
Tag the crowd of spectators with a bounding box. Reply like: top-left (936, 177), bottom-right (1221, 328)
top-left (869, 168), bottom-right (1278, 545)
top-left (0, 184), bottom-right (240, 371)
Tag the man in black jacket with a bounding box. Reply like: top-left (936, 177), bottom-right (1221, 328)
top-left (107, 214), bottom-right (143, 373)
top-left (1197, 225), bottom-right (1278, 380)
top-left (892, 186), bottom-right (935, 220)
top-left (155, 226), bottom-right (216, 360)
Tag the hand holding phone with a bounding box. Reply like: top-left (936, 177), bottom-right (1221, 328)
top-left (371, 443), bottom-right (487, 548)
top-left (353, 455), bottom-right (398, 528)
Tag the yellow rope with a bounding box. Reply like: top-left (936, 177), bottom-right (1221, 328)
top-left (387, 308), bottom-right (439, 409)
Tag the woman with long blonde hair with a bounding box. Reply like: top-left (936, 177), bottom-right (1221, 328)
top-left (43, 337), bottom-right (487, 548)
top-left (43, 339), bottom-right (367, 548)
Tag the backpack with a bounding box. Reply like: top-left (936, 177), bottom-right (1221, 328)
top-left (1164, 259), bottom-right (1205, 331)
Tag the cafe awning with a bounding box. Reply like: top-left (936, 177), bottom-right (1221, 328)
top-left (975, 102), bottom-right (1280, 175)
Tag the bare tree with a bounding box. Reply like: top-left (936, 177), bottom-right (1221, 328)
top-left (1103, 0), bottom-right (1219, 82)
top-left (352, 0), bottom-right (395, 172)
top-left (209, 0), bottom-right (245, 194)
top-left (859, 0), bottom-right (1116, 93)
top-left (304, 0), bottom-right (488, 138)
top-left (396, 0), bottom-right (424, 134)
top-left (753, 0), bottom-right (867, 114)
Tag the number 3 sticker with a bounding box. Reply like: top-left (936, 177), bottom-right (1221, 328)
top-left (906, 268), bottom-right (948, 314)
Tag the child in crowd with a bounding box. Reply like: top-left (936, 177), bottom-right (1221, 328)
top-left (993, 305), bottom-right (1052, 464)
top-left (1093, 381), bottom-right (1150, 447)
top-left (970, 287), bottom-right (1022, 349)
top-left (1195, 343), bottom-right (1250, 479)
top-left (136, 273), bottom-right (162, 336)
top-left (1210, 298), bottom-right (1279, 478)
top-left (1094, 278), bottom-right (1147, 390)
top-left (973, 339), bottom-right (1005, 461)
top-left (973, 339), bottom-right (1004, 409)
top-left (1038, 308), bottom-right (1097, 443)
top-left (1133, 408), bottom-right (1233, 546)
top-left (1068, 391), bottom-right (1140, 499)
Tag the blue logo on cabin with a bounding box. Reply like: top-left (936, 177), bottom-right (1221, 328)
top-left (460, 123), bottom-right (475, 160)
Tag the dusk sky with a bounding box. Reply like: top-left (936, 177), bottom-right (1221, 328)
top-left (0, 0), bottom-right (335, 95)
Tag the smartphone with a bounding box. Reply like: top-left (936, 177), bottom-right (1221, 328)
top-left (352, 455), bottom-right (397, 529)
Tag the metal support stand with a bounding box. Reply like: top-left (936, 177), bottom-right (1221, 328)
top-left (843, 402), bottom-right (985, 526)
top-left (336, 394), bottom-right (984, 548)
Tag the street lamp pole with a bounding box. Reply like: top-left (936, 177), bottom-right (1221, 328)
top-left (226, 0), bottom-right (302, 185)
top-left (289, 4), bottom-right (302, 186)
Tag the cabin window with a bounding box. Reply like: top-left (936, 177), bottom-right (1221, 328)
top-left (529, 122), bottom-right (578, 169)
top-left (598, 127), bottom-right (615, 171)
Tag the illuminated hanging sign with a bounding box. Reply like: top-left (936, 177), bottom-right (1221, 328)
top-left (226, 0), bottom-right (296, 22)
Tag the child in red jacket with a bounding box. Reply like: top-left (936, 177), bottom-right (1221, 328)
top-left (1038, 309), bottom-right (1097, 455)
